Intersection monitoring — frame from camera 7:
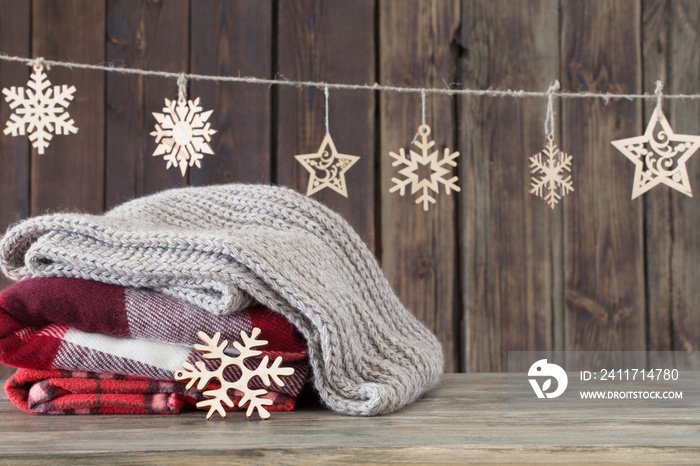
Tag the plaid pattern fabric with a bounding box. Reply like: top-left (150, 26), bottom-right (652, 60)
top-left (0, 277), bottom-right (310, 410)
top-left (5, 368), bottom-right (297, 415)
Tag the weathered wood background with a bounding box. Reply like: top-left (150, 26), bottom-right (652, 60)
top-left (0, 0), bottom-right (699, 376)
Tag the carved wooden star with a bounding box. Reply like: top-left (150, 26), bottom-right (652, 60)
top-left (295, 132), bottom-right (359, 198)
top-left (612, 107), bottom-right (700, 199)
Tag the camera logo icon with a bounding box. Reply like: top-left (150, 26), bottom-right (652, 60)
top-left (528, 359), bottom-right (568, 399)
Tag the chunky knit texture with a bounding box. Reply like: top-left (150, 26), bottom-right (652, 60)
top-left (0, 184), bottom-right (444, 416)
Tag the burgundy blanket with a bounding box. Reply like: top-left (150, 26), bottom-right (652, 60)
top-left (0, 277), bottom-right (310, 412)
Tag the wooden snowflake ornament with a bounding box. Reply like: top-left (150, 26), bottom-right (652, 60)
top-left (529, 134), bottom-right (574, 208)
top-left (2, 63), bottom-right (78, 154)
top-left (174, 328), bottom-right (294, 420)
top-left (389, 124), bottom-right (460, 211)
top-left (151, 96), bottom-right (216, 176)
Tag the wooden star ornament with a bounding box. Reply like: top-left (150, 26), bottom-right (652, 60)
top-left (611, 107), bottom-right (700, 199)
top-left (295, 132), bottom-right (359, 198)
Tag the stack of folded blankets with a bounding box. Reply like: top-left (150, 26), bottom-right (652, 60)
top-left (0, 184), bottom-right (444, 416)
top-left (0, 277), bottom-right (309, 414)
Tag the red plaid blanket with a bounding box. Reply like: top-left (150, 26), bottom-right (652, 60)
top-left (5, 368), bottom-right (297, 414)
top-left (0, 277), bottom-right (310, 406)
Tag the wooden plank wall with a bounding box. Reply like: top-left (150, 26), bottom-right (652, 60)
top-left (1, 0), bottom-right (700, 379)
top-left (562, 1), bottom-right (645, 369)
top-left (459, 0), bottom-right (561, 371)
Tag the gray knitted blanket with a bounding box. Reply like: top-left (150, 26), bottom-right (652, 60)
top-left (0, 184), bottom-right (443, 416)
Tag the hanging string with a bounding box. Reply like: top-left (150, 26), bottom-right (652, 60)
top-left (177, 74), bottom-right (188, 103)
top-left (28, 56), bottom-right (47, 73)
top-left (544, 80), bottom-right (560, 137)
top-left (410, 90), bottom-right (428, 144)
top-left (655, 80), bottom-right (663, 112)
top-left (323, 84), bottom-right (330, 134)
top-left (2, 52), bottom-right (696, 102)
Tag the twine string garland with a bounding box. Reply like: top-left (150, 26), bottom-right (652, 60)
top-left (3, 53), bottom-right (694, 204)
top-left (0, 53), bottom-right (691, 102)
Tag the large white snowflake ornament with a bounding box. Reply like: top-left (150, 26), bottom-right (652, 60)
top-left (151, 97), bottom-right (216, 176)
top-left (174, 328), bottom-right (295, 420)
top-left (389, 124), bottom-right (460, 211)
top-left (529, 134), bottom-right (574, 209)
top-left (2, 64), bottom-right (78, 154)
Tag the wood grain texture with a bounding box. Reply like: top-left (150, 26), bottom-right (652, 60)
top-left (642, 0), bottom-right (673, 357)
top-left (0, 0), bottom-right (30, 293)
top-left (1, 374), bottom-right (699, 464)
top-left (664, 1), bottom-right (700, 361)
top-left (458, 0), bottom-right (561, 372)
top-left (643, 0), bottom-right (700, 367)
top-left (189, 0), bottom-right (272, 186)
top-left (276, 0), bottom-right (376, 250)
top-left (561, 1), bottom-right (645, 358)
top-left (31, 0), bottom-right (105, 214)
top-left (380, 0), bottom-right (461, 372)
top-left (105, 0), bottom-right (188, 209)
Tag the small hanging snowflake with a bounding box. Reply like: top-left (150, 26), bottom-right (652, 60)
top-left (2, 63), bottom-right (78, 154)
top-left (174, 328), bottom-right (294, 420)
top-left (151, 97), bottom-right (216, 176)
top-left (389, 124), bottom-right (460, 211)
top-left (529, 134), bottom-right (574, 209)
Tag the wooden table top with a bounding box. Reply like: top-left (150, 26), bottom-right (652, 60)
top-left (1, 373), bottom-right (698, 465)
